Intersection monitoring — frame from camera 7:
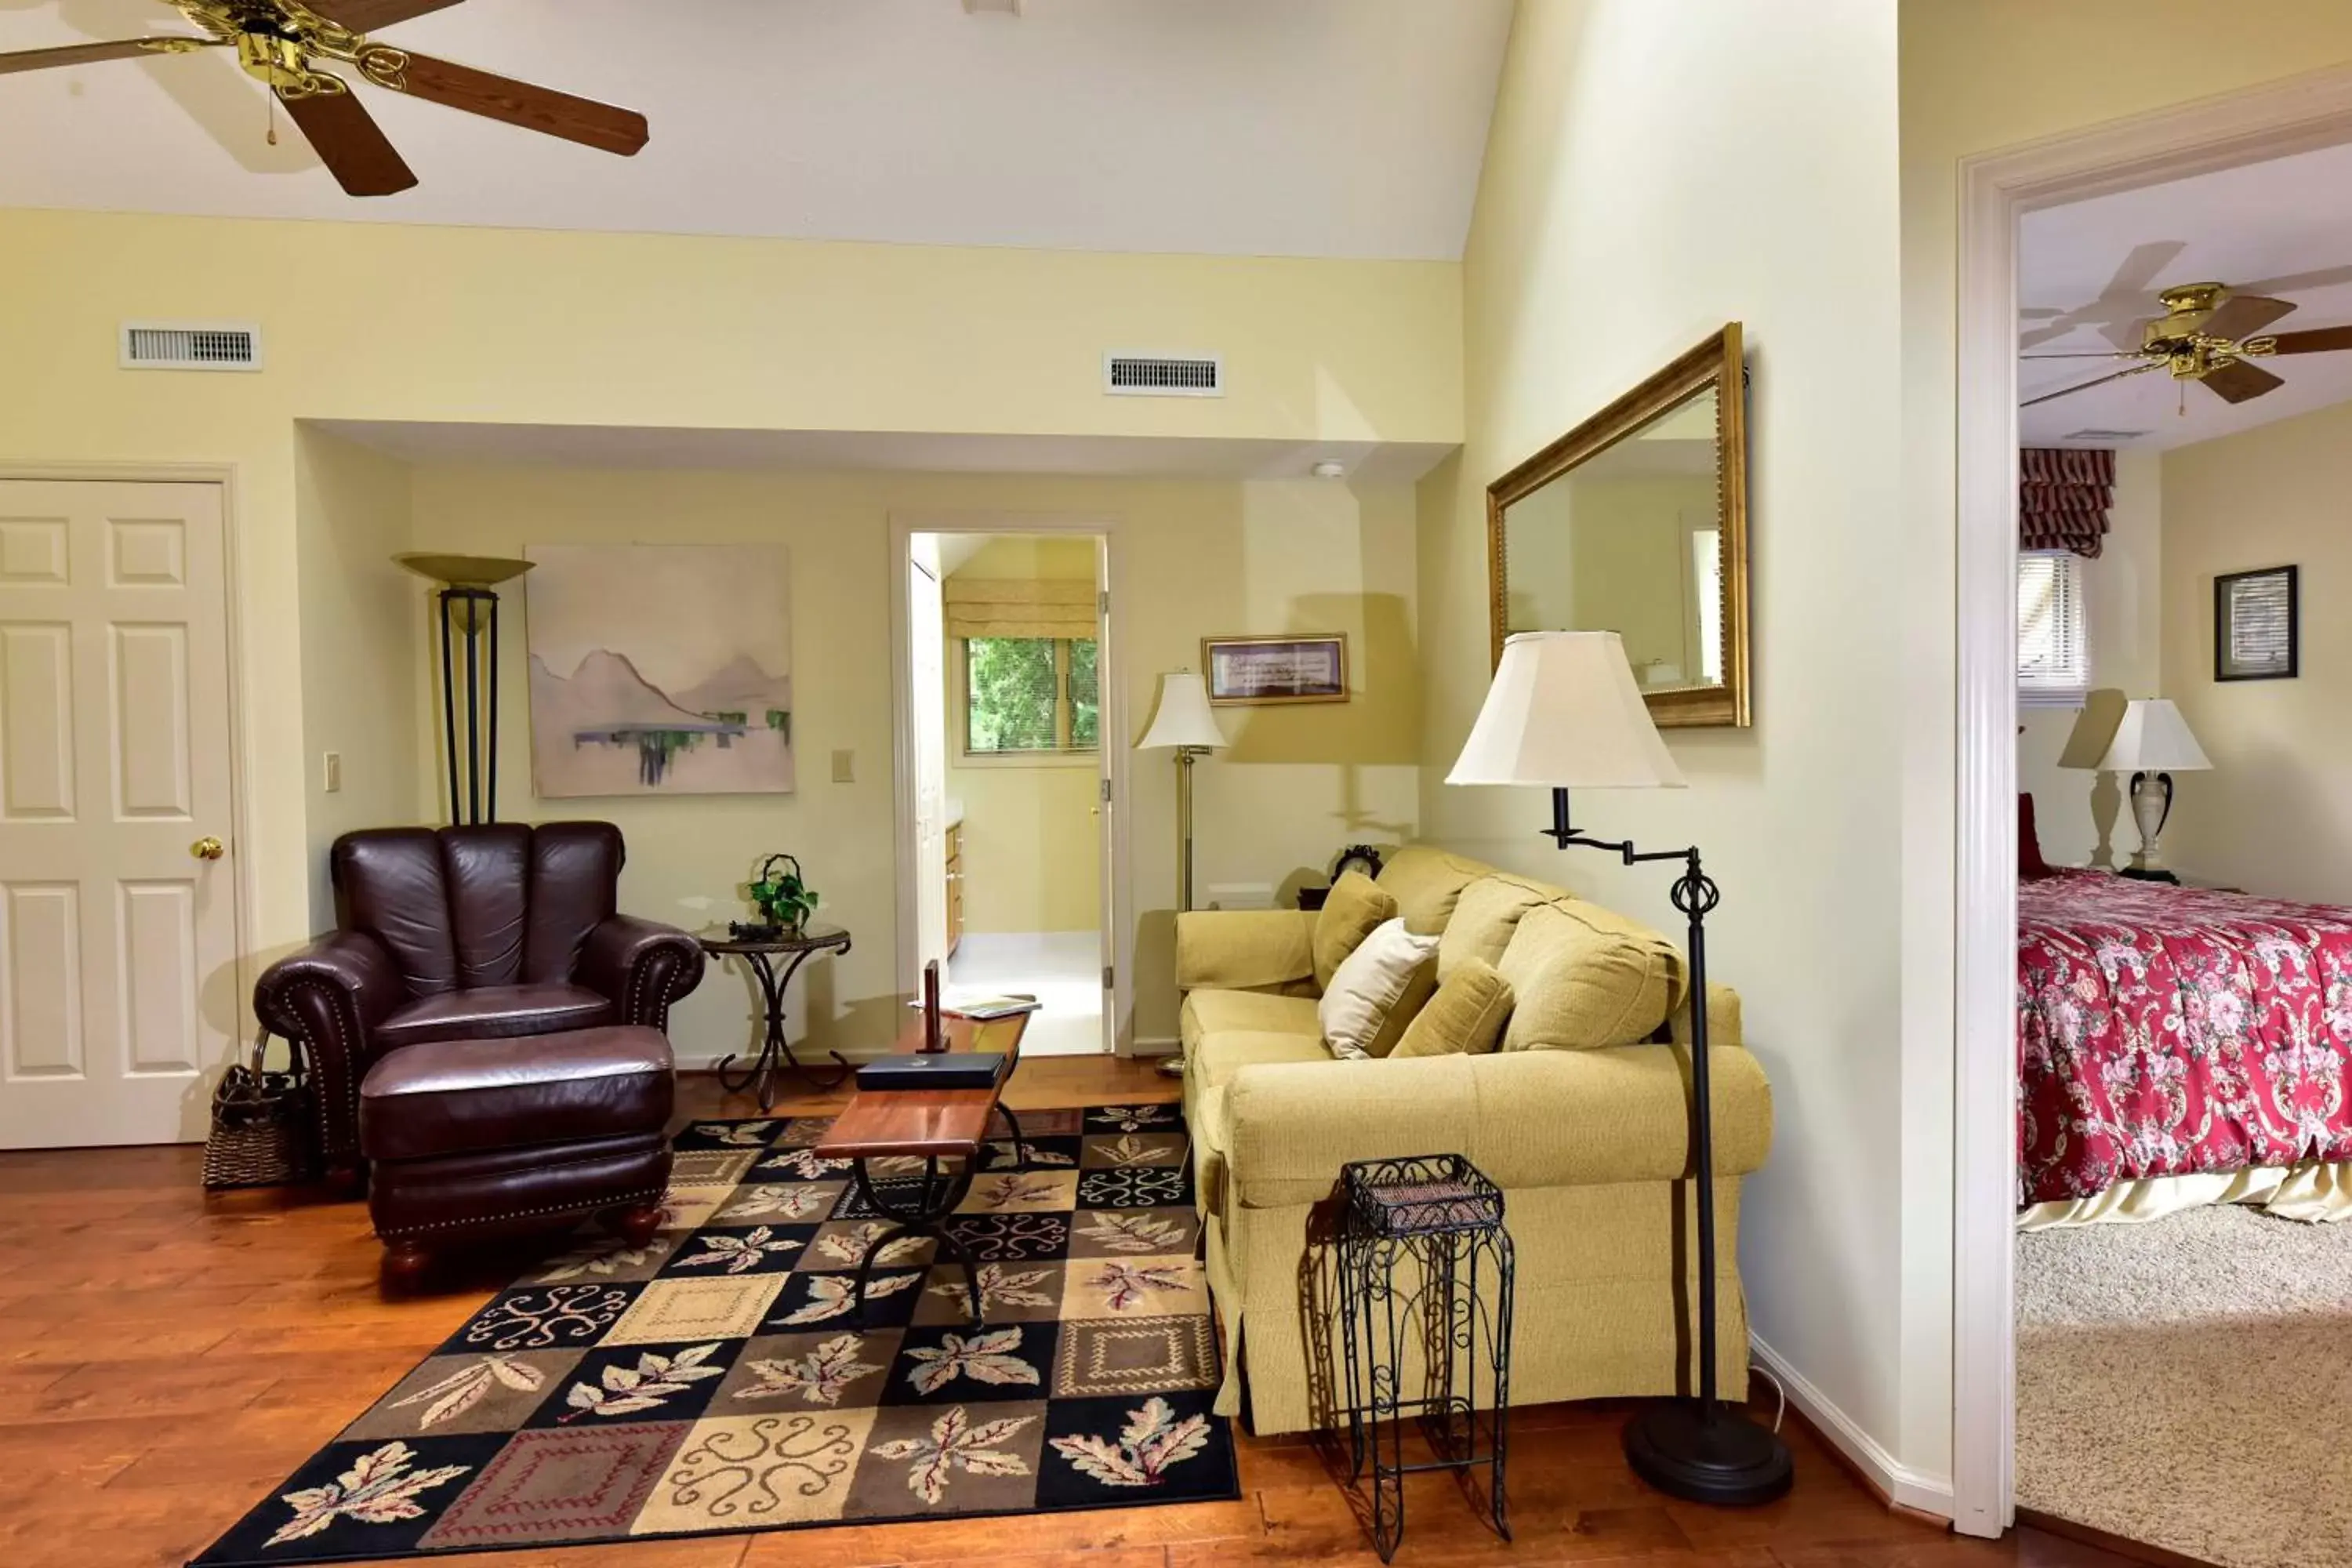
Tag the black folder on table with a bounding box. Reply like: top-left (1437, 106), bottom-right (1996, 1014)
top-left (855, 1051), bottom-right (1009, 1091)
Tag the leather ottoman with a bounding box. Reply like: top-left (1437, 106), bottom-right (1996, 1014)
top-left (359, 1024), bottom-right (675, 1287)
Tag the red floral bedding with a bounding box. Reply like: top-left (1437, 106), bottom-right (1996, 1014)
top-left (2017, 871), bottom-right (2352, 1207)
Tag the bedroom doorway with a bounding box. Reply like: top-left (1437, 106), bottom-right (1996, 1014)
top-left (1953, 64), bottom-right (2352, 1556)
top-left (891, 516), bottom-right (1128, 1058)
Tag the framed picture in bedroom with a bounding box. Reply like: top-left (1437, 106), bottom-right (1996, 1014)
top-left (1201, 634), bottom-right (1348, 706)
top-left (524, 543), bottom-right (795, 796)
top-left (2214, 564), bottom-right (2297, 682)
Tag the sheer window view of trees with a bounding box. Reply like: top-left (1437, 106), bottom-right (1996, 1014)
top-left (965, 637), bottom-right (1099, 754)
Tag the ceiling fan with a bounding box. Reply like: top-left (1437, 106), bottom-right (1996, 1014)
top-left (0, 1), bottom-right (648, 198)
top-left (2023, 281), bottom-right (2352, 409)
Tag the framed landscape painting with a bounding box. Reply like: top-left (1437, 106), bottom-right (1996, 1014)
top-left (525, 543), bottom-right (795, 797)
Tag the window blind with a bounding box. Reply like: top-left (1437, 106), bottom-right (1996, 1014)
top-left (2017, 550), bottom-right (2089, 707)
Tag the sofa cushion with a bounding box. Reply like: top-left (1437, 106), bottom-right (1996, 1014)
top-left (1437, 874), bottom-right (1564, 982)
top-left (1312, 871), bottom-right (1395, 991)
top-left (1375, 846), bottom-right (1494, 935)
top-left (374, 982), bottom-right (615, 1050)
top-left (1496, 901), bottom-right (1682, 1051)
top-left (1394, 957), bottom-right (1514, 1058)
top-left (1190, 1029), bottom-right (1331, 1091)
top-left (1181, 989), bottom-right (1323, 1053)
top-left (1319, 919), bottom-right (1439, 1059)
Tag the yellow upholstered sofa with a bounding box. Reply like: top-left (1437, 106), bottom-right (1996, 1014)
top-left (1177, 846), bottom-right (1772, 1434)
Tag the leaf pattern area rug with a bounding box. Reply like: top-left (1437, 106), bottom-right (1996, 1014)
top-left (194, 1103), bottom-right (1236, 1566)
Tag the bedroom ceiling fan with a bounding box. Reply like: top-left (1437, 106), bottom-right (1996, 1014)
top-left (0, 1), bottom-right (648, 198)
top-left (2022, 281), bottom-right (2352, 409)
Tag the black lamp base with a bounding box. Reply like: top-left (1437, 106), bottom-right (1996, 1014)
top-left (1623, 1399), bottom-right (1794, 1507)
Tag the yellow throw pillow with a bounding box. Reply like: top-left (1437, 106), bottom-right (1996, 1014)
top-left (1313, 871), bottom-right (1397, 992)
top-left (1495, 900), bottom-right (1682, 1051)
top-left (1393, 958), bottom-right (1515, 1058)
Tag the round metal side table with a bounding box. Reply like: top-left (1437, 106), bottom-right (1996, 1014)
top-left (699, 924), bottom-right (853, 1105)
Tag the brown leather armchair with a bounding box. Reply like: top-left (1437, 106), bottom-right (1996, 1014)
top-left (254, 822), bottom-right (705, 1174)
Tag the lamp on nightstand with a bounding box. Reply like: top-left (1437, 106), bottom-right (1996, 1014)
top-left (1447, 630), bottom-right (1791, 1507)
top-left (2096, 699), bottom-right (2211, 882)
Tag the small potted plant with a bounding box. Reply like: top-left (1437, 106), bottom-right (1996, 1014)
top-left (735, 852), bottom-right (818, 942)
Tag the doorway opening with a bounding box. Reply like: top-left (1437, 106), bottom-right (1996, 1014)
top-left (901, 524), bottom-right (1116, 1056)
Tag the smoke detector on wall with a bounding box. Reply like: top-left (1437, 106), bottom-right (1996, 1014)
top-left (2060, 428), bottom-right (2150, 444)
top-left (962, 0), bottom-right (1022, 14)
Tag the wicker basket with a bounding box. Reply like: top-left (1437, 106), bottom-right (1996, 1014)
top-left (201, 1029), bottom-right (319, 1190)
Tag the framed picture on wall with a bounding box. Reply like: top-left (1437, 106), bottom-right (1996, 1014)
top-left (2214, 565), bottom-right (2298, 682)
top-left (1202, 634), bottom-right (1348, 706)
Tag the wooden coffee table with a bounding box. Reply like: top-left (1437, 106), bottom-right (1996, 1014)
top-left (814, 1009), bottom-right (1032, 1330)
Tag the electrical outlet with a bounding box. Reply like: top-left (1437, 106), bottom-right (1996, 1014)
top-left (832, 750), bottom-right (855, 783)
top-left (322, 752), bottom-right (343, 793)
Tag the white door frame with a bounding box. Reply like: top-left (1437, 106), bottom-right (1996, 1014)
top-left (1951, 64), bottom-right (2352, 1537)
top-left (887, 510), bottom-right (1134, 1054)
top-left (0, 459), bottom-right (260, 1066)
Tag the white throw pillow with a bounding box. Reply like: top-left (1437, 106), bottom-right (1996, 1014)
top-left (1319, 917), bottom-right (1441, 1060)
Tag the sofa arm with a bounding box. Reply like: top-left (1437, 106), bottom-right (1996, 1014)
top-left (1222, 1045), bottom-right (1772, 1209)
top-left (581, 914), bottom-right (706, 1027)
top-left (1175, 909), bottom-right (1318, 993)
top-left (252, 930), bottom-right (405, 1170)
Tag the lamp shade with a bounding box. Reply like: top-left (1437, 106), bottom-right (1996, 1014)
top-left (1448, 631), bottom-right (1686, 789)
top-left (2096, 698), bottom-right (2212, 773)
top-left (1136, 671), bottom-right (1228, 750)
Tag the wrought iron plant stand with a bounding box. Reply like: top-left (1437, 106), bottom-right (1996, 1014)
top-left (1338, 1153), bottom-right (1515, 1563)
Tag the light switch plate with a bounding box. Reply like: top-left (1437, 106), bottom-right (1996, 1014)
top-left (322, 752), bottom-right (342, 793)
top-left (831, 749), bottom-right (855, 783)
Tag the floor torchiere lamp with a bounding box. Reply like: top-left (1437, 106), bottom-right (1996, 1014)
top-left (1447, 630), bottom-right (1792, 1506)
top-left (1138, 671), bottom-right (1229, 1078)
top-left (396, 554), bottom-right (535, 826)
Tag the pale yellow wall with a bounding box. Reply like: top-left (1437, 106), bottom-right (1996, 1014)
top-left (1899, 0), bottom-right (2352, 1477)
top-left (2159, 400), bottom-right (2352, 898)
top-left (1565, 476), bottom-right (1714, 683)
top-left (945, 535), bottom-right (1102, 937)
top-left (0, 205), bottom-right (1460, 982)
top-left (2016, 451), bottom-right (2161, 869)
top-left (399, 464), bottom-right (1421, 1062)
top-left (1425, 0), bottom-right (1908, 1482)
top-left (292, 427), bottom-right (422, 928)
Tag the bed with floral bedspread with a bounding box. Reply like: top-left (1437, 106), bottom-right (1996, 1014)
top-left (2017, 870), bottom-right (2352, 1208)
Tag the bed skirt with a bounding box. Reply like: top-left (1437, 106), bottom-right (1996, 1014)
top-left (2017, 1160), bottom-right (2352, 1229)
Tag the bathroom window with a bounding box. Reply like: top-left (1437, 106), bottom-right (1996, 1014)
top-left (964, 637), bottom-right (1099, 755)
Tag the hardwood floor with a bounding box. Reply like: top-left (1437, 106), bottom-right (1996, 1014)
top-left (0, 1058), bottom-right (2132, 1568)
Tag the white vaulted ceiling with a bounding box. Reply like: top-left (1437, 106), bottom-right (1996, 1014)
top-left (2020, 138), bottom-right (2352, 448)
top-left (0, 0), bottom-right (1513, 259)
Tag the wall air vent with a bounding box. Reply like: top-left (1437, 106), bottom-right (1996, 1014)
top-left (2060, 428), bottom-right (2147, 444)
top-left (120, 321), bottom-right (263, 372)
top-left (1104, 352), bottom-right (1222, 397)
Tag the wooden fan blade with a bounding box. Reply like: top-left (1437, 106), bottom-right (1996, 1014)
top-left (2021, 362), bottom-right (2159, 408)
top-left (2201, 358), bottom-right (2285, 405)
top-left (310, 0), bottom-right (466, 31)
top-left (379, 52), bottom-right (648, 156)
top-left (2199, 292), bottom-right (2296, 343)
top-left (0, 38), bottom-right (217, 75)
top-left (2267, 325), bottom-right (2352, 355)
top-left (280, 86), bottom-right (418, 197)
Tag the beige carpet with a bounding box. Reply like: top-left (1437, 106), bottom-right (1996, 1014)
top-left (2017, 1205), bottom-right (2352, 1568)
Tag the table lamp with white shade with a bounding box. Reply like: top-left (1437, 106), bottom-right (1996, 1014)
top-left (1447, 630), bottom-right (1791, 1506)
top-left (2097, 698), bottom-right (2212, 881)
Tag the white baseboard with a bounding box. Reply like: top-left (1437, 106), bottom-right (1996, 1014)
top-left (1750, 1334), bottom-right (1953, 1519)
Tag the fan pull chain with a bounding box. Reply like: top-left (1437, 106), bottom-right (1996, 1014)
top-left (267, 89), bottom-right (278, 147)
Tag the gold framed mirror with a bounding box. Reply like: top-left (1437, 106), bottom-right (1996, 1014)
top-left (1486, 324), bottom-right (1750, 728)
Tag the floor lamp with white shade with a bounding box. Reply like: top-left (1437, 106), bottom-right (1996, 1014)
top-left (1138, 671), bottom-right (1228, 1078)
top-left (1446, 630), bottom-right (1791, 1506)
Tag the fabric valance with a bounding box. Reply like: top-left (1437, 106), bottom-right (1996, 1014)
top-left (942, 577), bottom-right (1098, 641)
top-left (2020, 448), bottom-right (2114, 558)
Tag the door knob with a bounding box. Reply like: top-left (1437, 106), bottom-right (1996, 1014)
top-left (191, 837), bottom-right (224, 861)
